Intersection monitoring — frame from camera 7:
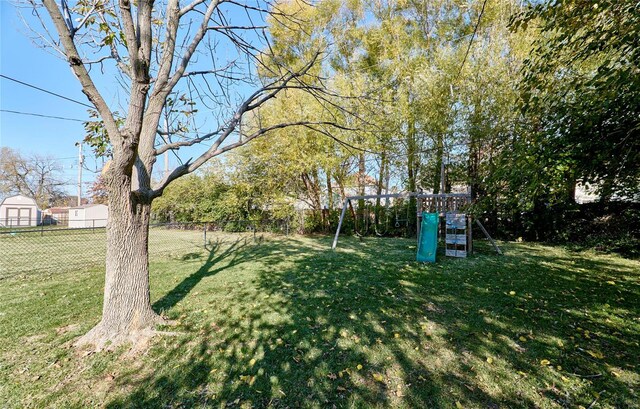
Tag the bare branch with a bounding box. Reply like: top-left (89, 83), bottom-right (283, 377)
top-left (165, 0), bottom-right (222, 93)
top-left (207, 25), bottom-right (268, 30)
top-left (83, 55), bottom-right (112, 64)
top-left (72, 0), bottom-right (100, 36)
top-left (179, 0), bottom-right (207, 17)
top-left (40, 0), bottom-right (118, 136)
top-left (154, 131), bottom-right (221, 155)
top-left (118, 0), bottom-right (139, 62)
top-left (181, 60), bottom-right (236, 77)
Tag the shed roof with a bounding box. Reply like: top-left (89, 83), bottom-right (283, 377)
top-left (0, 194), bottom-right (39, 208)
top-left (44, 207), bottom-right (70, 214)
top-left (69, 204), bottom-right (108, 210)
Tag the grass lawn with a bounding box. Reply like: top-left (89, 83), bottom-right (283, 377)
top-left (0, 234), bottom-right (638, 408)
top-left (0, 226), bottom-right (206, 278)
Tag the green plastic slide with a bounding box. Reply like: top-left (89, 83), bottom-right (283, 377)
top-left (417, 212), bottom-right (438, 262)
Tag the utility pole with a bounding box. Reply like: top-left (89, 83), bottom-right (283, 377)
top-left (75, 141), bottom-right (83, 206)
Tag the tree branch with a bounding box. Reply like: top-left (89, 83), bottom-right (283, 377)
top-left (179, 0), bottom-right (207, 17)
top-left (118, 0), bottom-right (139, 62)
top-left (40, 0), bottom-right (118, 138)
top-left (165, 0), bottom-right (222, 93)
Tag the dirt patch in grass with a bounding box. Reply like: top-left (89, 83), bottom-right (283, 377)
top-left (55, 324), bottom-right (80, 335)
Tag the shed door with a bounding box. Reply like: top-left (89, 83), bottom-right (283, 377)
top-left (5, 207), bottom-right (31, 226)
top-left (19, 208), bottom-right (32, 226)
top-left (6, 208), bottom-right (19, 226)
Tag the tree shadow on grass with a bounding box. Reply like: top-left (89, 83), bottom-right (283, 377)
top-left (153, 237), bottom-right (250, 313)
top-left (107, 236), bottom-right (640, 408)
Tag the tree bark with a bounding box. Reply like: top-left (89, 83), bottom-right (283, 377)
top-left (432, 133), bottom-right (443, 195)
top-left (336, 176), bottom-right (356, 221)
top-left (407, 116), bottom-right (418, 235)
top-left (326, 170), bottom-right (333, 211)
top-left (375, 152), bottom-right (386, 228)
top-left (76, 177), bottom-right (162, 349)
top-left (357, 153), bottom-right (366, 230)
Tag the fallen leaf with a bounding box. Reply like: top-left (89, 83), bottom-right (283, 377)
top-left (456, 401), bottom-right (464, 409)
top-left (394, 333), bottom-right (400, 338)
top-left (587, 350), bottom-right (604, 359)
top-left (356, 364), bottom-right (363, 370)
top-left (373, 373), bottom-right (384, 382)
top-left (509, 291), bottom-right (516, 296)
top-left (606, 281), bottom-right (616, 285)
top-left (540, 359), bottom-right (551, 366)
top-left (486, 357), bottom-right (493, 364)
top-left (519, 336), bottom-right (527, 342)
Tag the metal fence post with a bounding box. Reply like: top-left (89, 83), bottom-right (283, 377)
top-left (203, 223), bottom-right (207, 248)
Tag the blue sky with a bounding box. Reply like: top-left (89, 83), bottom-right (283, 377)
top-left (0, 1), bottom-right (267, 198)
top-left (1, 1), bottom-right (101, 193)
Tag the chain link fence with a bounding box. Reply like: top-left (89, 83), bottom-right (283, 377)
top-left (0, 220), bottom-right (289, 279)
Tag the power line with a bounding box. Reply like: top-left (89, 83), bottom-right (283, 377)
top-left (0, 109), bottom-right (86, 122)
top-left (454, 0), bottom-right (489, 82)
top-left (0, 74), bottom-right (94, 109)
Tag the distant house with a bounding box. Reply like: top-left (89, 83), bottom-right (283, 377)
top-left (42, 207), bottom-right (70, 226)
top-left (68, 204), bottom-right (109, 228)
top-left (0, 194), bottom-right (41, 227)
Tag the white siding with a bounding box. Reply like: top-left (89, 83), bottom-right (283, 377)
top-left (0, 195), bottom-right (41, 227)
top-left (68, 205), bottom-right (108, 228)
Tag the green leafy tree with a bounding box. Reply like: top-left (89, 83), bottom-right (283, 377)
top-left (512, 0), bottom-right (640, 201)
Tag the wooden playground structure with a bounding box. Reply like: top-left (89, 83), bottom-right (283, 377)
top-left (331, 191), bottom-right (501, 257)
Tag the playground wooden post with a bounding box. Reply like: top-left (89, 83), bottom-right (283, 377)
top-left (332, 198), bottom-right (350, 250)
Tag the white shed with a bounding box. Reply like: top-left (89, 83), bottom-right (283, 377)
top-left (0, 194), bottom-right (41, 227)
top-left (68, 204), bottom-right (109, 228)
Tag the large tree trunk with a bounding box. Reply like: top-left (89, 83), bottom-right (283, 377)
top-left (407, 116), bottom-right (418, 236)
top-left (357, 153), bottom-right (366, 231)
top-left (326, 170), bottom-right (333, 211)
top-left (432, 133), bottom-right (443, 195)
top-left (375, 152), bottom-right (386, 228)
top-left (76, 180), bottom-right (162, 349)
top-left (336, 176), bottom-right (356, 222)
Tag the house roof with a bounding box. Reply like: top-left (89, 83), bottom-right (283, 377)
top-left (69, 204), bottom-right (108, 209)
top-left (44, 207), bottom-right (70, 214)
top-left (351, 172), bottom-right (381, 187)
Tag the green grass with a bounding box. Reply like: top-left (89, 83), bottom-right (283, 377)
top-left (0, 234), bottom-right (639, 408)
top-left (0, 226), bottom-right (207, 278)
